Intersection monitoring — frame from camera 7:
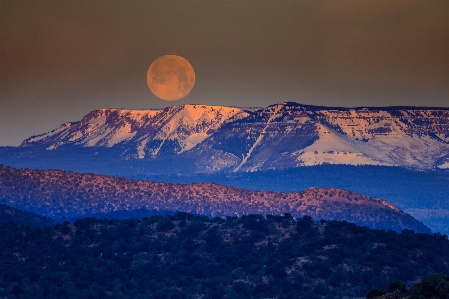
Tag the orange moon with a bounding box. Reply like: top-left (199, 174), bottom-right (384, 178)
top-left (147, 55), bottom-right (195, 101)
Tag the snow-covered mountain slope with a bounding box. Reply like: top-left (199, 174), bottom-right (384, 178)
top-left (295, 110), bottom-right (449, 169)
top-left (23, 105), bottom-right (249, 158)
top-left (21, 102), bottom-right (449, 172)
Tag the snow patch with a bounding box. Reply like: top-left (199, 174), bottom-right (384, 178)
top-left (293, 118), bottom-right (449, 168)
top-left (107, 123), bottom-right (136, 146)
top-left (27, 123), bottom-right (72, 143)
top-left (297, 151), bottom-right (384, 166)
top-left (136, 139), bottom-right (149, 159)
top-left (85, 131), bottom-right (110, 147)
top-left (437, 160), bottom-right (449, 169)
top-left (294, 123), bottom-right (387, 166)
top-left (180, 132), bottom-right (210, 152)
top-left (69, 131), bottom-right (83, 142)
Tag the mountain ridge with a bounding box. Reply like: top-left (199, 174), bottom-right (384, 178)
top-left (18, 102), bottom-right (449, 172)
top-left (0, 165), bottom-right (430, 233)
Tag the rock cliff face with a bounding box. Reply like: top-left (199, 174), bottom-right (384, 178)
top-left (0, 165), bottom-right (431, 233)
top-left (20, 102), bottom-right (449, 172)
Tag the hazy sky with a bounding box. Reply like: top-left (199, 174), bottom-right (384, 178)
top-left (1, 0), bottom-right (448, 146)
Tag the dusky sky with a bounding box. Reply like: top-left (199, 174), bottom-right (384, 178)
top-left (1, 0), bottom-right (448, 145)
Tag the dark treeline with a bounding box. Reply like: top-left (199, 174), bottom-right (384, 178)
top-left (367, 274), bottom-right (449, 299)
top-left (0, 213), bottom-right (448, 299)
top-left (0, 203), bottom-right (55, 228)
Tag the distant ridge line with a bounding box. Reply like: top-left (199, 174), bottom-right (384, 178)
top-left (0, 164), bottom-right (431, 233)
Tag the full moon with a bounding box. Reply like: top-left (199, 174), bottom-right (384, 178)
top-left (147, 55), bottom-right (195, 101)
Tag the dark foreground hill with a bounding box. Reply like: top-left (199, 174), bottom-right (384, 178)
top-left (0, 214), bottom-right (447, 299)
top-left (0, 203), bottom-right (54, 227)
top-left (0, 165), bottom-right (430, 233)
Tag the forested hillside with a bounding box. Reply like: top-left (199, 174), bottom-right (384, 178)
top-left (0, 165), bottom-right (430, 233)
top-left (0, 213), bottom-right (447, 299)
top-left (131, 165), bottom-right (449, 234)
top-left (0, 203), bottom-right (54, 227)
